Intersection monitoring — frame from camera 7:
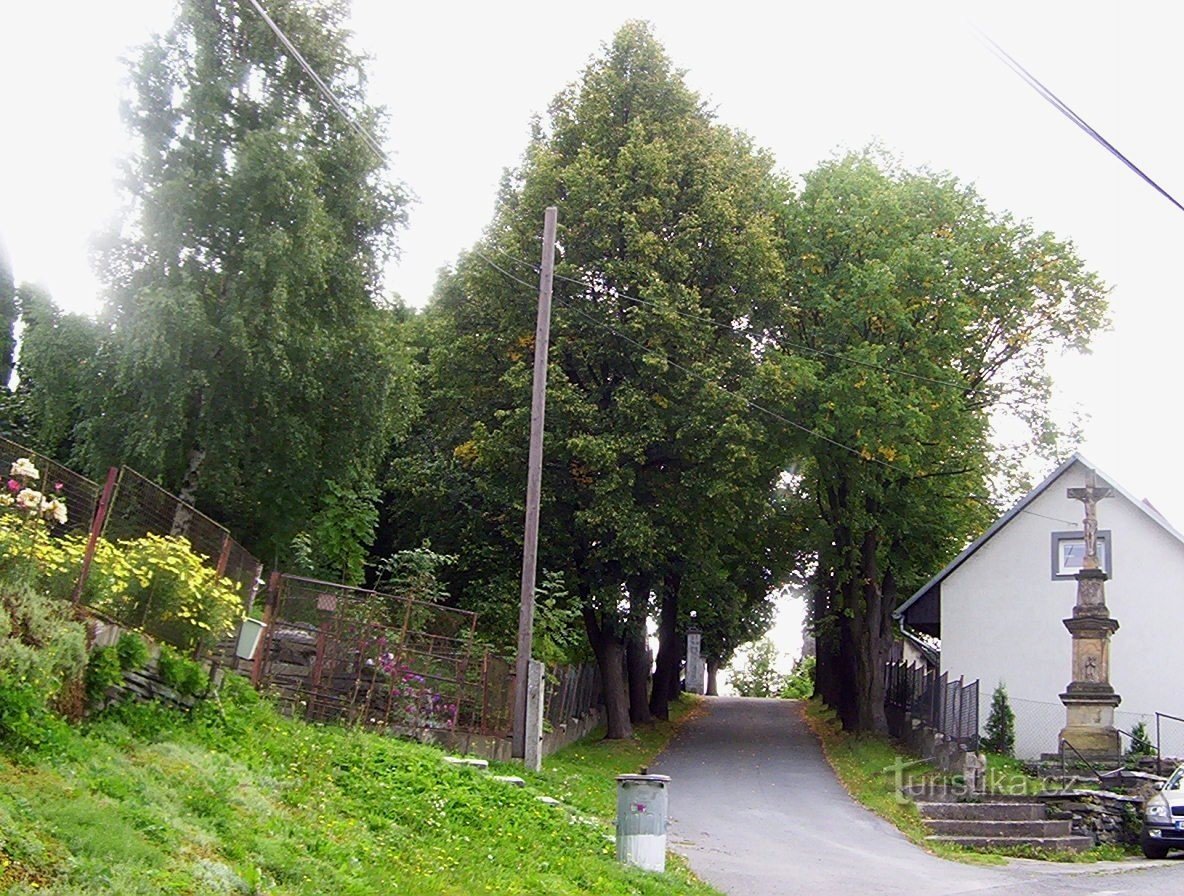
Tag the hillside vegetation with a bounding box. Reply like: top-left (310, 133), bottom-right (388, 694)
top-left (0, 677), bottom-right (717, 895)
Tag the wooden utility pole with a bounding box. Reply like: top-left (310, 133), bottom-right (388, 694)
top-left (513, 206), bottom-right (558, 759)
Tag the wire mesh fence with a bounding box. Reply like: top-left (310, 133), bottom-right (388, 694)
top-left (0, 437), bottom-right (263, 655)
top-left (1008, 697), bottom-right (1184, 762)
top-left (0, 435), bottom-right (100, 536)
top-left (886, 660), bottom-right (979, 749)
top-left (248, 575), bottom-right (604, 744)
top-left (103, 467), bottom-right (262, 603)
top-left (250, 575), bottom-right (497, 737)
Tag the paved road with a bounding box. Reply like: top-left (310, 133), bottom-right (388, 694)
top-left (651, 697), bottom-right (1183, 895)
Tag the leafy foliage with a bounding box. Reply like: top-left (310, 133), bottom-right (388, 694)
top-left (727, 638), bottom-right (785, 698)
top-left (982, 683), bottom-right (1016, 756)
top-left (0, 580), bottom-right (86, 754)
top-left (77, 0), bottom-right (414, 561)
top-left (1127, 720), bottom-right (1154, 759)
top-left (777, 152), bottom-right (1108, 732)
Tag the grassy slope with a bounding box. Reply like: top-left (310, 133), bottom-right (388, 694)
top-left (0, 684), bottom-right (720, 895)
top-left (802, 699), bottom-right (1128, 863)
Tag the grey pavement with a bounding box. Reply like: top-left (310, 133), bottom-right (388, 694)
top-left (650, 697), bottom-right (1183, 895)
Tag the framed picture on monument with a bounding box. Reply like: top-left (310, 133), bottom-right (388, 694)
top-left (1051, 530), bottom-right (1112, 579)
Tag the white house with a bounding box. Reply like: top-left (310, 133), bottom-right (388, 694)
top-left (895, 453), bottom-right (1184, 760)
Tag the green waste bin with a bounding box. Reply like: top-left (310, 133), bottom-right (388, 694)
top-left (615, 774), bottom-right (670, 872)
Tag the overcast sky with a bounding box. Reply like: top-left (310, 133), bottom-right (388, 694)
top-left (3, 0), bottom-right (1182, 551)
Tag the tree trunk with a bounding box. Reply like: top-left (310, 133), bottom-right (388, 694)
top-left (843, 528), bottom-right (890, 734)
top-left (649, 570), bottom-right (680, 720)
top-left (706, 660), bottom-right (719, 696)
top-left (171, 444), bottom-right (207, 535)
top-left (583, 606), bottom-right (632, 740)
top-left (625, 576), bottom-right (653, 725)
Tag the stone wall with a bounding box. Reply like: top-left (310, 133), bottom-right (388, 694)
top-left (1034, 790), bottom-right (1142, 846)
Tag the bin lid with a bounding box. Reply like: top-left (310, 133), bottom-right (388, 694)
top-left (616, 774), bottom-right (671, 784)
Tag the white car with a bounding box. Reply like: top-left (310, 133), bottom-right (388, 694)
top-left (1142, 764), bottom-right (1184, 858)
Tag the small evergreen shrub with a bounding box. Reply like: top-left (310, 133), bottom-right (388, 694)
top-left (982, 682), bottom-right (1016, 756)
top-left (1128, 720), bottom-right (1155, 759)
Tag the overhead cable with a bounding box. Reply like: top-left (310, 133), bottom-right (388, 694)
top-left (979, 29), bottom-right (1184, 215)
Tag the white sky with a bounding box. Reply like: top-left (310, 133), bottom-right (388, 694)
top-left (3, 1), bottom-right (1182, 544)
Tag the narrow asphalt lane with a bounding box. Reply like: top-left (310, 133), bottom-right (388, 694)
top-left (650, 697), bottom-right (1182, 896)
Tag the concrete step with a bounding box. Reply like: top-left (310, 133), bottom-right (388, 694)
top-left (923, 819), bottom-right (1074, 838)
top-left (901, 784), bottom-right (1041, 803)
top-left (918, 801), bottom-right (1047, 821)
top-left (925, 834), bottom-right (1094, 853)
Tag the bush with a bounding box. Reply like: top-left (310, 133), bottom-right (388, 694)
top-left (156, 646), bottom-right (208, 698)
top-left (982, 682), bottom-right (1016, 756)
top-left (0, 582), bottom-right (87, 754)
top-left (1128, 720), bottom-right (1155, 759)
top-left (779, 655), bottom-right (815, 699)
top-left (88, 534), bottom-right (244, 652)
top-left (115, 632), bottom-right (150, 670)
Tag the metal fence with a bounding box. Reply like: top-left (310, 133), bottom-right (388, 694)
top-left (886, 660), bottom-right (979, 749)
top-left (0, 435), bottom-right (100, 536)
top-left (249, 574), bottom-right (495, 736)
top-left (247, 574), bottom-right (604, 743)
top-left (1007, 696), bottom-right (1184, 762)
top-left (102, 467), bottom-right (262, 605)
top-left (1, 436), bottom-right (262, 654)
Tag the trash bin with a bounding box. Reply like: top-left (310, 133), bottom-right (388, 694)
top-left (235, 618), bottom-right (267, 661)
top-left (615, 774), bottom-right (670, 872)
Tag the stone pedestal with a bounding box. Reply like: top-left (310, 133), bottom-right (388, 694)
top-left (685, 630), bottom-right (705, 695)
top-left (1058, 568), bottom-right (1121, 761)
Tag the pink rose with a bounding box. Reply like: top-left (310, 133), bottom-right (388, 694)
top-left (7, 480), bottom-right (19, 492)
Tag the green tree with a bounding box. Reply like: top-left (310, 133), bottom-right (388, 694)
top-left (400, 23), bottom-right (792, 738)
top-left (768, 152), bottom-right (1107, 732)
top-left (78, 0), bottom-right (413, 560)
top-left (11, 285), bottom-right (99, 464)
top-left (0, 240), bottom-right (15, 387)
top-left (1127, 720), bottom-right (1154, 760)
top-left (982, 682), bottom-right (1016, 756)
top-left (727, 638), bottom-right (785, 698)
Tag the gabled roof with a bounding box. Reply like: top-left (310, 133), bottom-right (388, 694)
top-left (894, 452), bottom-right (1184, 633)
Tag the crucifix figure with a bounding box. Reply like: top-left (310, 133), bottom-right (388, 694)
top-left (1067, 472), bottom-right (1113, 570)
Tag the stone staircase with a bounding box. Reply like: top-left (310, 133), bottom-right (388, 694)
top-left (905, 785), bottom-right (1094, 853)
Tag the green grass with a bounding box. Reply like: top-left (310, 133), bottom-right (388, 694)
top-left (802, 700), bottom-right (1135, 864)
top-left (0, 681), bottom-right (721, 895)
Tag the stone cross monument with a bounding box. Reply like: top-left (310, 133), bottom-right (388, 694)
top-left (1058, 472), bottom-right (1121, 760)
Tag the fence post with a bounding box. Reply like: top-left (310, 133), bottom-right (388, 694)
top-left (1157, 713), bottom-right (1163, 777)
top-left (251, 571), bottom-right (281, 688)
top-left (214, 532), bottom-right (232, 578)
top-left (72, 466), bottom-right (118, 606)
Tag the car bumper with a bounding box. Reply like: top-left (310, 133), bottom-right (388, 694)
top-left (1142, 821), bottom-right (1184, 846)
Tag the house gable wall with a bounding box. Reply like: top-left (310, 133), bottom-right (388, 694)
top-left (941, 460), bottom-right (1184, 758)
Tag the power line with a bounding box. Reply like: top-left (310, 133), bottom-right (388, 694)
top-left (978, 29), bottom-right (1184, 215)
top-left (490, 247), bottom-right (967, 390)
top-left (244, 0), bottom-right (389, 163)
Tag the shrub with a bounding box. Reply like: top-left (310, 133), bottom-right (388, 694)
top-left (0, 582), bottom-right (87, 754)
top-left (1128, 720), bottom-right (1154, 759)
top-left (982, 682), bottom-right (1016, 756)
top-left (115, 632), bottom-right (150, 671)
top-left (156, 646), bottom-right (208, 698)
top-left (779, 655), bottom-right (815, 699)
top-left (88, 534), bottom-right (244, 652)
top-left (85, 646), bottom-right (124, 703)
